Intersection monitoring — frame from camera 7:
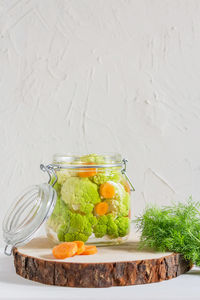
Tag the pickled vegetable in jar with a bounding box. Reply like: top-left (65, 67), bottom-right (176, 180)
top-left (46, 153), bottom-right (133, 246)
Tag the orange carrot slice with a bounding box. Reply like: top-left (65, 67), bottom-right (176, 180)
top-left (73, 241), bottom-right (85, 255)
top-left (52, 242), bottom-right (78, 259)
top-left (81, 245), bottom-right (97, 255)
top-left (99, 182), bottom-right (115, 198)
top-left (78, 162), bottom-right (97, 178)
top-left (94, 202), bottom-right (109, 216)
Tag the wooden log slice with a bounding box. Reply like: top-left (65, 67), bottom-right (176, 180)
top-left (13, 237), bottom-right (191, 288)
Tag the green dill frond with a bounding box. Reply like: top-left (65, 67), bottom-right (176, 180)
top-left (135, 198), bottom-right (200, 266)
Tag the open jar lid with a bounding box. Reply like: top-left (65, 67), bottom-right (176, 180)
top-left (2, 183), bottom-right (57, 255)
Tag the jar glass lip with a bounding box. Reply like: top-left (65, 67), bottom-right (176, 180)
top-left (52, 153), bottom-right (122, 167)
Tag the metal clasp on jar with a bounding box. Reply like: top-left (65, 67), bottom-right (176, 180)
top-left (121, 159), bottom-right (135, 192)
top-left (40, 164), bottom-right (58, 187)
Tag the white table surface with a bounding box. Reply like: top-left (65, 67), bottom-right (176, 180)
top-left (0, 246), bottom-right (200, 300)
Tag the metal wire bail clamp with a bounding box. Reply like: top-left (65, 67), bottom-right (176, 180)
top-left (121, 159), bottom-right (135, 192)
top-left (40, 164), bottom-right (58, 187)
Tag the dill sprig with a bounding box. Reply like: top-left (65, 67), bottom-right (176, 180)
top-left (136, 198), bottom-right (200, 265)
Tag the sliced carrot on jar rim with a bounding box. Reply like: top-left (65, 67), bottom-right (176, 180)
top-left (78, 162), bottom-right (97, 178)
top-left (52, 242), bottom-right (78, 259)
top-left (94, 202), bottom-right (109, 216)
top-left (81, 245), bottom-right (97, 255)
top-left (73, 241), bottom-right (85, 255)
top-left (100, 182), bottom-right (115, 199)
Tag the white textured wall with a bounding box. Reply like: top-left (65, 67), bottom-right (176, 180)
top-left (1, 0), bottom-right (200, 241)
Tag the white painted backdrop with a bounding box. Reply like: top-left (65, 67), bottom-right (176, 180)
top-left (1, 0), bottom-right (200, 242)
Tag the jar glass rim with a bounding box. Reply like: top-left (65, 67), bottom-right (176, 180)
top-left (52, 153), bottom-right (122, 167)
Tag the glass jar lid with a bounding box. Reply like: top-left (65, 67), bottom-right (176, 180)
top-left (52, 153), bottom-right (123, 168)
top-left (2, 183), bottom-right (57, 255)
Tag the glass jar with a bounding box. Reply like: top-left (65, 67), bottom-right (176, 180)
top-left (45, 153), bottom-right (133, 246)
top-left (3, 153), bottom-right (134, 255)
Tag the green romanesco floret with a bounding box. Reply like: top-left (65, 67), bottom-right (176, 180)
top-left (57, 209), bottom-right (97, 242)
top-left (87, 213), bottom-right (98, 227)
top-left (93, 214), bottom-right (130, 239)
top-left (80, 154), bottom-right (120, 184)
top-left (56, 170), bottom-right (71, 185)
top-left (104, 182), bottom-right (130, 217)
top-left (61, 177), bottom-right (101, 214)
top-left (47, 196), bottom-right (69, 231)
top-left (80, 153), bottom-right (105, 164)
top-left (93, 215), bottom-right (108, 238)
top-left (91, 168), bottom-right (120, 185)
top-left (51, 195), bottom-right (62, 217)
top-left (115, 216), bottom-right (130, 237)
top-left (107, 214), bottom-right (118, 238)
top-left (47, 214), bottom-right (62, 233)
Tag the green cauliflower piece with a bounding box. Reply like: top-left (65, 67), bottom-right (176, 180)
top-left (47, 214), bottom-right (62, 233)
top-left (115, 216), bottom-right (130, 237)
top-left (56, 170), bottom-right (71, 185)
top-left (57, 224), bottom-right (68, 242)
top-left (93, 215), bottom-right (108, 238)
top-left (104, 182), bottom-right (130, 217)
top-left (80, 154), bottom-right (120, 185)
top-left (51, 195), bottom-right (62, 217)
top-left (57, 209), bottom-right (97, 242)
top-left (64, 232), bottom-right (89, 242)
top-left (93, 214), bottom-right (130, 239)
top-left (107, 214), bottom-right (118, 238)
top-left (61, 177), bottom-right (101, 214)
top-left (92, 168), bottom-right (120, 185)
top-left (47, 196), bottom-right (69, 231)
top-left (87, 213), bottom-right (98, 227)
top-left (80, 153), bottom-right (105, 164)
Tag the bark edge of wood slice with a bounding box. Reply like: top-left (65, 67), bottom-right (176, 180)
top-left (13, 237), bottom-right (192, 288)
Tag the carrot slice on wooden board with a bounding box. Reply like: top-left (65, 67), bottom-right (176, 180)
top-left (81, 245), bottom-right (97, 255)
top-left (73, 241), bottom-right (85, 255)
top-left (78, 162), bottom-right (97, 178)
top-left (94, 202), bottom-right (109, 216)
top-left (99, 182), bottom-right (115, 198)
top-left (52, 242), bottom-right (78, 259)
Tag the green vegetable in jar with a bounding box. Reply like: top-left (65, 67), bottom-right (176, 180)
top-left (57, 208), bottom-right (97, 242)
top-left (103, 182), bottom-right (130, 217)
top-left (47, 153), bottom-right (131, 243)
top-left (61, 177), bottom-right (101, 214)
top-left (91, 168), bottom-right (121, 185)
top-left (80, 153), bottom-right (105, 164)
top-left (93, 214), bottom-right (130, 239)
